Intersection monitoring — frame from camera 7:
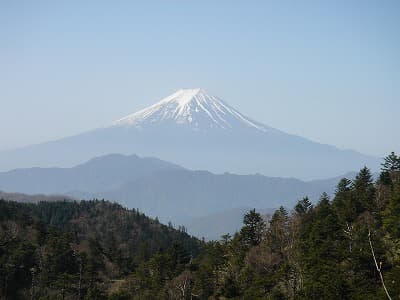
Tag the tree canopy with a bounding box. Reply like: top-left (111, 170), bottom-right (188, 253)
top-left (1, 153), bottom-right (400, 299)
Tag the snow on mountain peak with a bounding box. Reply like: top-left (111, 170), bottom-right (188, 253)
top-left (111, 88), bottom-right (270, 132)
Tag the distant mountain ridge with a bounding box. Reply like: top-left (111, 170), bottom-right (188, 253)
top-left (94, 168), bottom-right (341, 221)
top-left (0, 190), bottom-right (74, 203)
top-left (0, 153), bottom-right (182, 194)
top-left (0, 89), bottom-right (379, 179)
top-left (0, 153), bottom-right (361, 239)
top-left (184, 207), bottom-right (276, 240)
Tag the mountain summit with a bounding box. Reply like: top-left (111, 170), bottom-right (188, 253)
top-left (112, 88), bottom-right (270, 132)
top-left (0, 89), bottom-right (379, 178)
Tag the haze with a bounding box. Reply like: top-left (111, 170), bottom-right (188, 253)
top-left (1, 1), bottom-right (399, 156)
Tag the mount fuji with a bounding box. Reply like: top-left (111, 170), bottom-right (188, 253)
top-left (0, 88), bottom-right (379, 179)
top-left (112, 88), bottom-right (271, 132)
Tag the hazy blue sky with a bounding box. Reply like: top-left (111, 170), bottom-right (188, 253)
top-left (1, 1), bottom-right (399, 157)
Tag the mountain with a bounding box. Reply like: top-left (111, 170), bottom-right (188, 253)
top-left (0, 190), bottom-right (74, 203)
top-left (2, 171), bottom-right (397, 300)
top-left (0, 153), bottom-right (358, 239)
top-left (0, 153), bottom-right (182, 195)
top-left (112, 88), bottom-right (272, 132)
top-left (96, 169), bottom-right (341, 222)
top-left (0, 199), bottom-right (201, 299)
top-left (0, 88), bottom-right (379, 179)
top-left (183, 207), bottom-right (275, 240)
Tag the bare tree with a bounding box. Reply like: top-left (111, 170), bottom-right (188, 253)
top-left (368, 230), bottom-right (392, 300)
top-left (169, 271), bottom-right (199, 299)
top-left (343, 222), bottom-right (354, 253)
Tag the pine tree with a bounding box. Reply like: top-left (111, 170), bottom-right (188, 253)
top-left (294, 197), bottom-right (312, 215)
top-left (240, 209), bottom-right (266, 246)
top-left (353, 167), bottom-right (376, 213)
top-left (381, 152), bottom-right (400, 172)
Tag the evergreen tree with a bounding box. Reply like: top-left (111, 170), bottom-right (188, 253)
top-left (294, 197), bottom-right (312, 215)
top-left (240, 209), bottom-right (266, 246)
top-left (381, 152), bottom-right (400, 172)
top-left (2, 153), bottom-right (400, 299)
top-left (353, 167), bottom-right (377, 213)
top-left (298, 195), bottom-right (348, 299)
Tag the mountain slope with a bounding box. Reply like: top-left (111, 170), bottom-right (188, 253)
top-left (0, 153), bottom-right (182, 194)
top-left (0, 154), bottom-right (364, 239)
top-left (0, 199), bottom-right (201, 299)
top-left (0, 190), bottom-right (74, 203)
top-left (96, 169), bottom-right (343, 222)
top-left (0, 88), bottom-right (379, 179)
top-left (183, 207), bottom-right (275, 240)
top-left (112, 88), bottom-right (272, 132)
top-left (0, 154), bottom-right (348, 218)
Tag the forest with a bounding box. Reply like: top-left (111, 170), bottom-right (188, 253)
top-left (0, 152), bottom-right (399, 299)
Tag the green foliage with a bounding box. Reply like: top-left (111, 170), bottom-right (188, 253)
top-left (381, 152), bottom-right (400, 172)
top-left (240, 209), bottom-right (266, 247)
top-left (0, 200), bottom-right (201, 299)
top-left (1, 153), bottom-right (400, 299)
top-left (170, 157), bottom-right (399, 299)
top-left (294, 196), bottom-right (312, 215)
top-left (383, 183), bottom-right (400, 239)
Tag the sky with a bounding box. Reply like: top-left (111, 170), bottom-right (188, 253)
top-left (0, 0), bottom-right (399, 157)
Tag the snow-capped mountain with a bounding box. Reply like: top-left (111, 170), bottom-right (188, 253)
top-left (0, 88), bottom-right (379, 179)
top-left (112, 88), bottom-right (271, 132)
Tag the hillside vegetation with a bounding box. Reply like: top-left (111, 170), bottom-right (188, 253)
top-left (0, 200), bottom-right (201, 299)
top-left (1, 153), bottom-right (399, 299)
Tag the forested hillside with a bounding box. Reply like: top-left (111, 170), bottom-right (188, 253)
top-left (1, 153), bottom-right (399, 299)
top-left (0, 200), bottom-right (201, 299)
top-left (0, 153), bottom-right (356, 238)
top-left (176, 153), bottom-right (399, 299)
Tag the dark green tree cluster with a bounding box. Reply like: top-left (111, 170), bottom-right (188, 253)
top-left (99, 153), bottom-right (400, 299)
top-left (1, 153), bottom-right (399, 299)
top-left (0, 200), bottom-right (201, 299)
